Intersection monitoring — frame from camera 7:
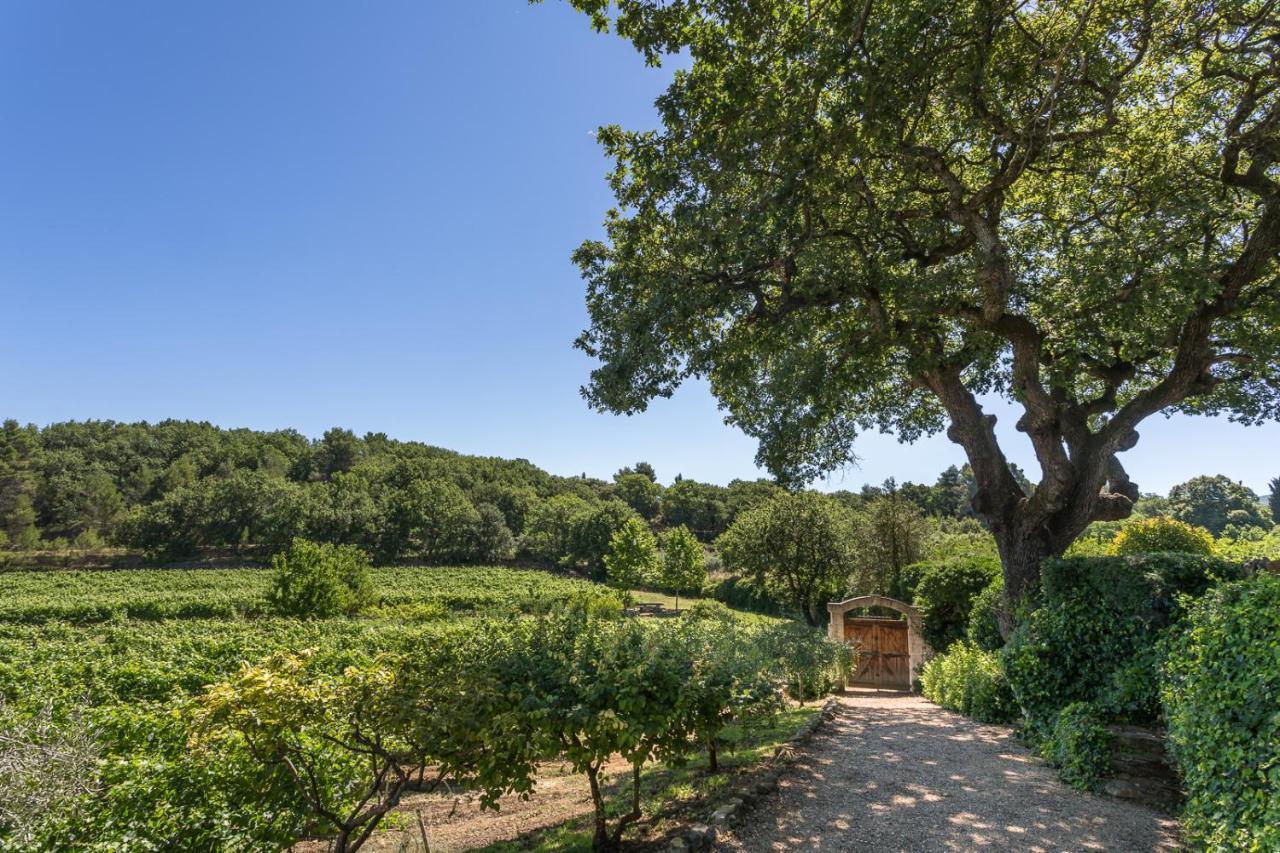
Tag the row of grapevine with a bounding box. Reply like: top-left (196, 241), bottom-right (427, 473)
top-left (0, 601), bottom-right (850, 851)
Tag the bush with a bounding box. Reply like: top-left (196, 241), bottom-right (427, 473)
top-left (1004, 552), bottom-right (1243, 740)
top-left (756, 621), bottom-right (853, 703)
top-left (1161, 574), bottom-right (1280, 851)
top-left (912, 556), bottom-right (1000, 651)
top-left (965, 577), bottom-right (1004, 651)
top-left (919, 642), bottom-right (1018, 723)
top-left (267, 538), bottom-right (374, 618)
top-left (469, 503), bottom-right (516, 562)
top-left (705, 574), bottom-right (785, 616)
top-left (1108, 516), bottom-right (1213, 556)
top-left (1040, 702), bottom-right (1112, 792)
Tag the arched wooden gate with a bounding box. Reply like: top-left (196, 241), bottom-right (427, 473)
top-left (827, 595), bottom-right (932, 690)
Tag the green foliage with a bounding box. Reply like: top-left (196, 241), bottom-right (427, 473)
top-left (1039, 702), bottom-right (1113, 792)
top-left (520, 493), bottom-right (592, 563)
top-left (659, 524), bottom-right (706, 608)
top-left (0, 565), bottom-right (615, 625)
top-left (919, 641), bottom-right (1018, 723)
top-left (1168, 475), bottom-right (1272, 536)
top-left (1004, 553), bottom-right (1242, 746)
top-left (268, 539), bottom-right (374, 618)
top-left (1213, 525), bottom-right (1280, 563)
top-left (566, 499), bottom-right (637, 579)
top-left (470, 503), bottom-right (517, 562)
top-left (965, 577), bottom-right (1005, 651)
top-left (717, 491), bottom-right (855, 626)
top-left (1161, 575), bottom-right (1280, 851)
top-left (1270, 476), bottom-right (1280, 524)
top-left (611, 471), bottom-right (662, 520)
top-left (1108, 516), bottom-right (1214, 556)
top-left (660, 478), bottom-right (728, 541)
top-left (603, 516), bottom-right (660, 587)
top-left (756, 621), bottom-right (854, 703)
top-left (848, 483), bottom-right (932, 598)
top-left (383, 479), bottom-right (479, 563)
top-left (704, 574), bottom-right (785, 616)
top-left (912, 557), bottom-right (1000, 651)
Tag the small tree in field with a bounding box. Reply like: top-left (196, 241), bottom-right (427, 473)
top-left (603, 516), bottom-right (659, 588)
top-left (717, 492), bottom-right (855, 626)
top-left (268, 538), bottom-right (374, 618)
top-left (660, 525), bottom-right (705, 612)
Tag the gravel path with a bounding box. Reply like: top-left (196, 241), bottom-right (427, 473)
top-left (719, 688), bottom-right (1181, 852)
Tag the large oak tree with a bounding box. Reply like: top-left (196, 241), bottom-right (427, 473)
top-left (560, 0), bottom-right (1280, 614)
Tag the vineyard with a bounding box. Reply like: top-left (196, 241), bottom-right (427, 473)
top-left (0, 565), bottom-right (848, 851)
top-left (0, 565), bottom-right (606, 625)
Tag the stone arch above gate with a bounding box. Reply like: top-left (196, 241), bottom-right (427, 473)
top-left (828, 595), bottom-right (933, 689)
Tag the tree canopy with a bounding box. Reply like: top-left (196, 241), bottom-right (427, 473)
top-left (563, 0), bottom-right (1280, 602)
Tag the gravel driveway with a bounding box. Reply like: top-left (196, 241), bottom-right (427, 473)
top-left (719, 688), bottom-right (1181, 852)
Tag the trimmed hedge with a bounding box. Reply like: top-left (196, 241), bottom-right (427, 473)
top-left (704, 574), bottom-right (786, 616)
top-left (1162, 574), bottom-right (1280, 851)
top-left (912, 556), bottom-right (1000, 651)
top-left (1004, 553), bottom-right (1240, 733)
top-left (965, 577), bottom-right (1004, 651)
top-left (919, 641), bottom-right (1018, 723)
top-left (1040, 702), bottom-right (1113, 792)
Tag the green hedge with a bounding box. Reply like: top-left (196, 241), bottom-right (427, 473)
top-left (1039, 701), bottom-right (1113, 792)
top-left (912, 556), bottom-right (1000, 651)
top-left (919, 641), bottom-right (1018, 723)
top-left (1004, 553), bottom-right (1241, 733)
top-left (704, 574), bottom-right (785, 616)
top-left (965, 576), bottom-right (1004, 651)
top-left (1162, 574), bottom-right (1280, 851)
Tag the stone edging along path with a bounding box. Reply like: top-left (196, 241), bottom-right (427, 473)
top-left (666, 697), bottom-right (842, 851)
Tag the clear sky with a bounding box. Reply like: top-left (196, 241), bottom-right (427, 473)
top-left (2, 1), bottom-right (1277, 497)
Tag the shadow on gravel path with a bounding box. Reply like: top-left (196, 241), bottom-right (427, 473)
top-left (719, 688), bottom-right (1180, 852)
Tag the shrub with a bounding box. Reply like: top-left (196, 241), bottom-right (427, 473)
top-left (912, 556), bottom-right (1000, 651)
top-left (267, 538), bottom-right (374, 618)
top-left (965, 577), bottom-right (1004, 651)
top-left (757, 621), bottom-right (852, 703)
top-left (1040, 702), bottom-right (1112, 792)
top-left (469, 503), bottom-right (516, 562)
top-left (704, 574), bottom-right (784, 616)
top-left (1108, 516), bottom-right (1213, 556)
top-left (1161, 574), bottom-right (1280, 851)
top-left (1004, 553), bottom-right (1243, 739)
top-left (919, 642), bottom-right (1018, 723)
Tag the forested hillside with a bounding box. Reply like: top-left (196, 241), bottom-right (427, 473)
top-left (3, 419), bottom-right (1276, 578)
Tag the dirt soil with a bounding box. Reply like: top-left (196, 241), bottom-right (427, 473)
top-left (296, 756), bottom-right (634, 853)
top-left (718, 688), bottom-right (1181, 852)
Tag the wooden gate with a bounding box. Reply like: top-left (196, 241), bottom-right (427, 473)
top-left (844, 616), bottom-right (910, 688)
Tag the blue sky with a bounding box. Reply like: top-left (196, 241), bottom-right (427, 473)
top-left (2, 1), bottom-right (1277, 497)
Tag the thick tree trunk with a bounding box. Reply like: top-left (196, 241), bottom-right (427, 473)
top-left (991, 525), bottom-right (1056, 636)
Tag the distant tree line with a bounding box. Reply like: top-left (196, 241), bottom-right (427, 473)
top-left (2, 420), bottom-right (1274, 580)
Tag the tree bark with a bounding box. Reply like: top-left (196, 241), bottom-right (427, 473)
top-left (587, 763), bottom-right (609, 852)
